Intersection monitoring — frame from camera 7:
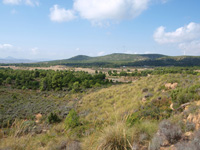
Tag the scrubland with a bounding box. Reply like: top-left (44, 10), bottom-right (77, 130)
top-left (1, 71), bottom-right (200, 150)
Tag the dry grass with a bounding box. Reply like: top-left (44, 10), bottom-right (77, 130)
top-left (77, 74), bottom-right (187, 126)
top-left (0, 121), bottom-right (70, 150)
top-left (1, 74), bottom-right (200, 150)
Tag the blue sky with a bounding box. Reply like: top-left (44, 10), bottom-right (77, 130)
top-left (0, 0), bottom-right (200, 60)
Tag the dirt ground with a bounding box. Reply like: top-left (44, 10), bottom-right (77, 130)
top-left (0, 65), bottom-right (151, 74)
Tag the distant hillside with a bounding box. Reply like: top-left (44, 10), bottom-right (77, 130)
top-left (2, 53), bottom-right (200, 67)
top-left (0, 57), bottom-right (36, 64)
top-left (48, 53), bottom-right (166, 64)
top-left (92, 53), bottom-right (166, 62)
top-left (68, 55), bottom-right (92, 61)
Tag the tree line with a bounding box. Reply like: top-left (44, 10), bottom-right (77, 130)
top-left (0, 68), bottom-right (110, 91)
top-left (108, 67), bottom-right (198, 77)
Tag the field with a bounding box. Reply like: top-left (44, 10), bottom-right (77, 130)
top-left (1, 67), bottom-right (200, 150)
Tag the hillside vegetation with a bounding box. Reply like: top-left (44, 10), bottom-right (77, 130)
top-left (44, 54), bottom-right (200, 67)
top-left (2, 53), bottom-right (200, 68)
top-left (1, 68), bottom-right (200, 150)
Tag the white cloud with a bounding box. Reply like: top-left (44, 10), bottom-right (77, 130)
top-left (24, 0), bottom-right (39, 6)
top-left (154, 22), bottom-right (200, 44)
top-left (49, 5), bottom-right (76, 22)
top-left (3, 0), bottom-right (21, 5)
top-left (3, 0), bottom-right (39, 6)
top-left (97, 51), bottom-right (105, 56)
top-left (50, 0), bottom-right (153, 24)
top-left (154, 22), bottom-right (200, 55)
top-left (0, 44), bottom-right (13, 49)
top-left (73, 0), bottom-right (150, 22)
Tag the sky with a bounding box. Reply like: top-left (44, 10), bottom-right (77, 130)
top-left (0, 0), bottom-right (200, 60)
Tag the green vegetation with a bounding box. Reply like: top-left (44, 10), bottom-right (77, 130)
top-left (109, 67), bottom-right (198, 77)
top-left (1, 66), bottom-right (200, 150)
top-left (45, 54), bottom-right (200, 67)
top-left (47, 113), bottom-right (61, 124)
top-left (0, 68), bottom-right (109, 91)
top-left (65, 109), bottom-right (80, 129)
top-left (3, 53), bottom-right (200, 67)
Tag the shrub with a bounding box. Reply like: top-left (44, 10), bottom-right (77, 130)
top-left (136, 121), bottom-right (158, 142)
top-left (150, 120), bottom-right (182, 150)
top-left (159, 120), bottom-right (182, 144)
top-left (171, 85), bottom-right (200, 107)
top-left (65, 109), bottom-right (80, 130)
top-left (150, 135), bottom-right (163, 150)
top-left (185, 121), bottom-right (195, 132)
top-left (97, 123), bottom-right (132, 150)
top-left (47, 112), bottom-right (61, 124)
top-left (127, 98), bottom-right (172, 126)
top-left (10, 120), bottom-right (35, 137)
top-left (176, 130), bottom-right (200, 150)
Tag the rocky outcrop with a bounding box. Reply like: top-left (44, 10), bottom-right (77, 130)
top-left (165, 83), bottom-right (178, 90)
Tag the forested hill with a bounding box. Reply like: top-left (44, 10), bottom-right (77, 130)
top-left (51, 53), bottom-right (166, 63)
top-left (1, 53), bottom-right (200, 67)
top-left (44, 53), bottom-right (200, 67)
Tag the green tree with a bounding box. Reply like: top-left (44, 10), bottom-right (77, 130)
top-left (108, 70), bottom-right (112, 76)
top-left (72, 81), bottom-right (80, 92)
top-left (65, 109), bottom-right (80, 129)
top-left (47, 112), bottom-right (61, 124)
top-left (6, 77), bottom-right (12, 84)
top-left (40, 77), bottom-right (48, 91)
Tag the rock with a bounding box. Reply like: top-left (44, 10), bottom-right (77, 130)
top-left (35, 113), bottom-right (42, 123)
top-left (187, 111), bottom-right (200, 130)
top-left (142, 97), bottom-right (146, 102)
top-left (183, 132), bottom-right (193, 141)
top-left (165, 83), bottom-right (178, 90)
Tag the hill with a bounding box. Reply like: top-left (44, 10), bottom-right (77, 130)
top-left (50, 53), bottom-right (166, 63)
top-left (1, 73), bottom-right (200, 149)
top-left (2, 53), bottom-right (200, 67)
top-left (0, 56), bottom-right (36, 63)
top-left (45, 53), bottom-right (200, 67)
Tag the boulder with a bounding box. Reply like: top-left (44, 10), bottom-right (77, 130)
top-left (165, 83), bottom-right (178, 90)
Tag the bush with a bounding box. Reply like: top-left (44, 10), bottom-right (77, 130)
top-left (159, 120), bottom-right (182, 144)
top-left (171, 85), bottom-right (200, 107)
top-left (150, 135), bottom-right (163, 150)
top-left (10, 120), bottom-right (35, 137)
top-left (150, 120), bottom-right (182, 150)
top-left (47, 112), bottom-right (61, 124)
top-left (127, 98), bottom-right (172, 126)
top-left (185, 121), bottom-right (195, 132)
top-left (97, 123), bottom-right (132, 150)
top-left (136, 121), bottom-right (158, 142)
top-left (176, 130), bottom-right (200, 150)
top-left (65, 109), bottom-right (80, 130)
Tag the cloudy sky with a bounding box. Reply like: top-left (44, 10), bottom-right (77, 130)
top-left (0, 0), bottom-right (200, 60)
